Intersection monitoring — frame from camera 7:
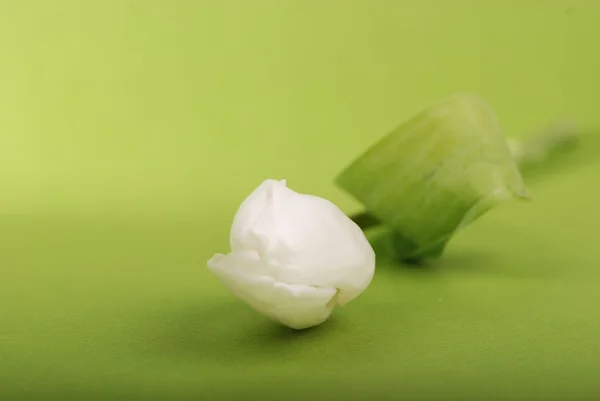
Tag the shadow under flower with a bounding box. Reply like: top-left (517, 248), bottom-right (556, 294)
top-left (366, 228), bottom-right (438, 271)
top-left (366, 218), bottom-right (566, 280)
top-left (137, 298), bottom-right (345, 364)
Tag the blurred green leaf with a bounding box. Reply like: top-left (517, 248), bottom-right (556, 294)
top-left (336, 93), bottom-right (529, 262)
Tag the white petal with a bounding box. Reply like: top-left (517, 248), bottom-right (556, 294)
top-left (228, 179), bottom-right (375, 305)
top-left (207, 250), bottom-right (338, 330)
top-left (229, 179), bottom-right (284, 253)
top-left (208, 179), bottom-right (376, 329)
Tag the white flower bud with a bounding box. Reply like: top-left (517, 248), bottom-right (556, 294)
top-left (207, 179), bottom-right (375, 330)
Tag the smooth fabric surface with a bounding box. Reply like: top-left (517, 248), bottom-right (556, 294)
top-left (1, 1), bottom-right (599, 400)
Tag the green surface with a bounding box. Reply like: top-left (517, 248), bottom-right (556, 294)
top-left (1, 1), bottom-right (599, 400)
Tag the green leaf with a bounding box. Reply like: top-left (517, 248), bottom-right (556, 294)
top-left (336, 93), bottom-right (529, 262)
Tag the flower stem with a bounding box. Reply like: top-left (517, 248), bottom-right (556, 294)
top-left (350, 211), bottom-right (381, 230)
top-left (509, 122), bottom-right (579, 167)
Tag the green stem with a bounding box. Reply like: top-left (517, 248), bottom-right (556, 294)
top-left (349, 211), bottom-right (381, 230)
top-left (510, 123), bottom-right (579, 166)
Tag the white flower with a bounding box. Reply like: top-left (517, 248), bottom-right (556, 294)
top-left (207, 179), bottom-right (376, 330)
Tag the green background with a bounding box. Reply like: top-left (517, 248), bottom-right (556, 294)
top-left (1, 1), bottom-right (599, 400)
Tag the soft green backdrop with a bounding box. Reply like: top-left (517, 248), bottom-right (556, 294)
top-left (1, 1), bottom-right (599, 400)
